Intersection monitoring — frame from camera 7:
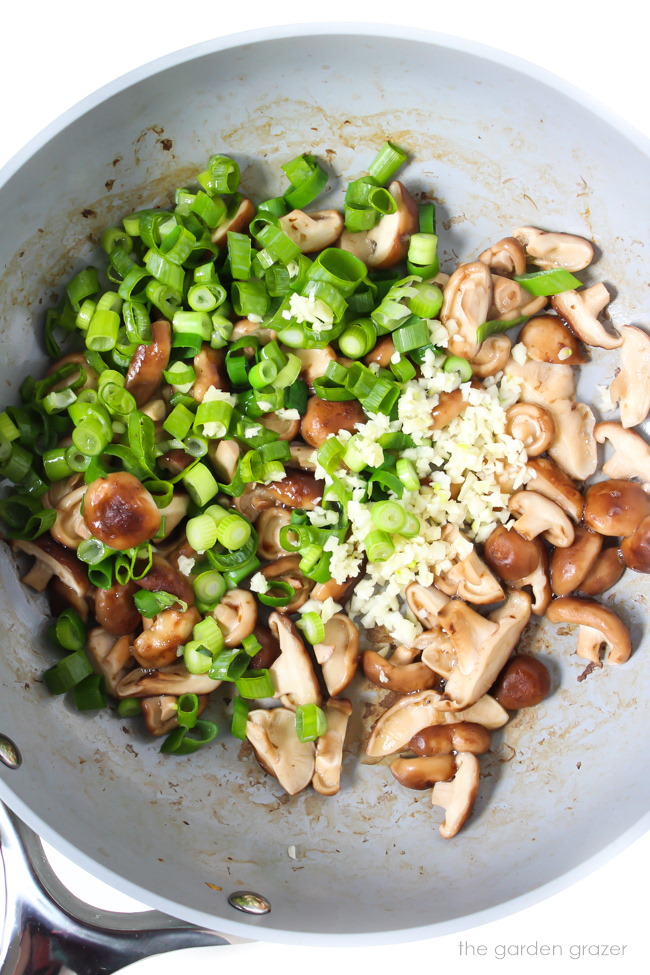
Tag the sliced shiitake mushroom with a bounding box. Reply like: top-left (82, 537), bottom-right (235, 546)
top-left (260, 554), bottom-right (315, 613)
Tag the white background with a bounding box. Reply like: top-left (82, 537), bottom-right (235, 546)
top-left (1, 2), bottom-right (649, 973)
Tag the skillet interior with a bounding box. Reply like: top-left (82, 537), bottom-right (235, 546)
top-left (0, 26), bottom-right (649, 943)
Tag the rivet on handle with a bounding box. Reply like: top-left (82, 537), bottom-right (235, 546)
top-left (228, 890), bottom-right (271, 915)
top-left (0, 735), bottom-right (21, 770)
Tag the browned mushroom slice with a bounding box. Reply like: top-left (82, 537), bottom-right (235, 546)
top-left (438, 591), bottom-right (532, 710)
top-left (505, 403), bottom-right (555, 457)
top-left (468, 335), bottom-right (512, 379)
top-left (550, 527), bottom-right (603, 596)
top-left (211, 197), bottom-right (255, 247)
top-left (315, 613), bottom-right (359, 697)
top-left (269, 611), bottom-right (322, 708)
top-left (366, 690), bottom-right (507, 757)
top-left (362, 649), bottom-right (438, 694)
top-left (260, 411), bottom-right (301, 442)
top-left (364, 335), bottom-right (396, 368)
top-left (132, 606), bottom-right (201, 669)
top-left (390, 755), bottom-right (457, 790)
top-left (478, 236), bottom-right (527, 277)
top-left (116, 663), bottom-right (221, 697)
top-left (312, 698), bottom-right (352, 796)
top-left (578, 548), bottom-right (626, 595)
top-left (141, 694), bottom-right (209, 736)
top-left (409, 722), bottom-right (492, 757)
top-left (546, 596), bottom-right (632, 665)
top-left (94, 580), bottom-right (140, 636)
top-left (518, 315), bottom-right (587, 365)
top-left (279, 209), bottom-right (344, 253)
top-left (482, 528), bottom-right (550, 616)
top-left (491, 653), bottom-right (551, 710)
top-left (434, 525), bottom-right (504, 604)
top-left (11, 535), bottom-right (90, 597)
top-left (619, 515), bottom-right (650, 573)
top-left (125, 320), bottom-right (172, 407)
top-left (415, 626), bottom-right (456, 678)
top-left (246, 707), bottom-right (315, 795)
top-left (430, 388), bottom-right (470, 431)
top-left (404, 584), bottom-right (450, 628)
top-left (190, 345), bottom-right (228, 402)
top-left (489, 274), bottom-right (546, 322)
top-left (609, 325), bottom-right (650, 428)
top-left (584, 479), bottom-right (650, 537)
top-left (83, 472), bottom-right (161, 550)
top-left (547, 400), bottom-right (598, 481)
top-left (525, 456), bottom-right (584, 523)
top-left (594, 422), bottom-right (650, 488)
top-left (337, 180), bottom-right (418, 269)
top-left (431, 752), bottom-right (480, 839)
top-left (552, 283), bottom-right (621, 349)
top-left (507, 491), bottom-right (575, 547)
top-left (440, 261), bottom-right (493, 359)
top-left (134, 553), bottom-right (195, 605)
top-left (260, 554), bottom-right (314, 613)
top-left (301, 396), bottom-right (366, 448)
top-left (511, 226), bottom-right (595, 271)
top-left (47, 352), bottom-right (98, 391)
top-left (249, 623), bottom-right (281, 670)
top-left (48, 578), bottom-right (91, 622)
top-left (213, 589), bottom-right (257, 647)
top-left (287, 442), bottom-right (317, 472)
top-left (209, 439), bottom-right (241, 484)
top-left (234, 472), bottom-right (323, 522)
top-left (256, 507), bottom-right (293, 561)
top-left (292, 346), bottom-right (338, 387)
top-left (50, 484), bottom-right (91, 550)
top-left (157, 493), bottom-right (190, 540)
top-left (87, 628), bottom-right (133, 695)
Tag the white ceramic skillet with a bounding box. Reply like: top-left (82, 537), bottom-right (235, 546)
top-left (0, 22), bottom-right (649, 967)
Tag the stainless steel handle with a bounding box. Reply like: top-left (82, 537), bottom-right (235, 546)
top-left (0, 803), bottom-right (231, 975)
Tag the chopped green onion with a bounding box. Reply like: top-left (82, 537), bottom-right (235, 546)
top-left (296, 612), bottom-right (325, 645)
top-left (367, 141), bottom-right (407, 184)
top-left (43, 651), bottom-right (94, 695)
top-left (408, 281), bottom-right (443, 318)
top-left (117, 699), bottom-right (142, 717)
top-left (242, 634), bottom-right (262, 657)
top-left (73, 674), bottom-right (107, 711)
top-left (77, 538), bottom-right (114, 565)
top-left (184, 513), bottom-right (218, 553)
top-left (231, 695), bottom-right (249, 739)
top-left (443, 355), bottom-right (473, 382)
top-left (338, 319), bottom-right (377, 359)
top-left (514, 268), bottom-right (582, 296)
top-left (475, 316), bottom-right (528, 344)
top-left (192, 616), bottom-right (225, 655)
top-left (176, 693), bottom-right (200, 729)
top-left (295, 703), bottom-right (327, 742)
top-left (282, 154), bottom-right (328, 209)
top-left (181, 463), bottom-right (219, 506)
top-left (183, 640), bottom-right (214, 675)
top-left (371, 500), bottom-right (407, 534)
top-left (193, 570), bottom-right (227, 607)
top-left (209, 646), bottom-right (250, 681)
top-left (257, 580), bottom-right (295, 607)
top-left (227, 232), bottom-right (252, 281)
top-left (399, 511), bottom-right (421, 538)
top-left (133, 589), bottom-right (185, 618)
top-left (214, 513), bottom-right (251, 551)
top-left (393, 320), bottom-right (430, 354)
top-left (235, 668), bottom-right (274, 699)
top-left (364, 529), bottom-right (395, 563)
top-left (395, 458), bottom-right (420, 491)
top-left (52, 608), bottom-right (86, 652)
top-left (160, 719), bottom-right (218, 755)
